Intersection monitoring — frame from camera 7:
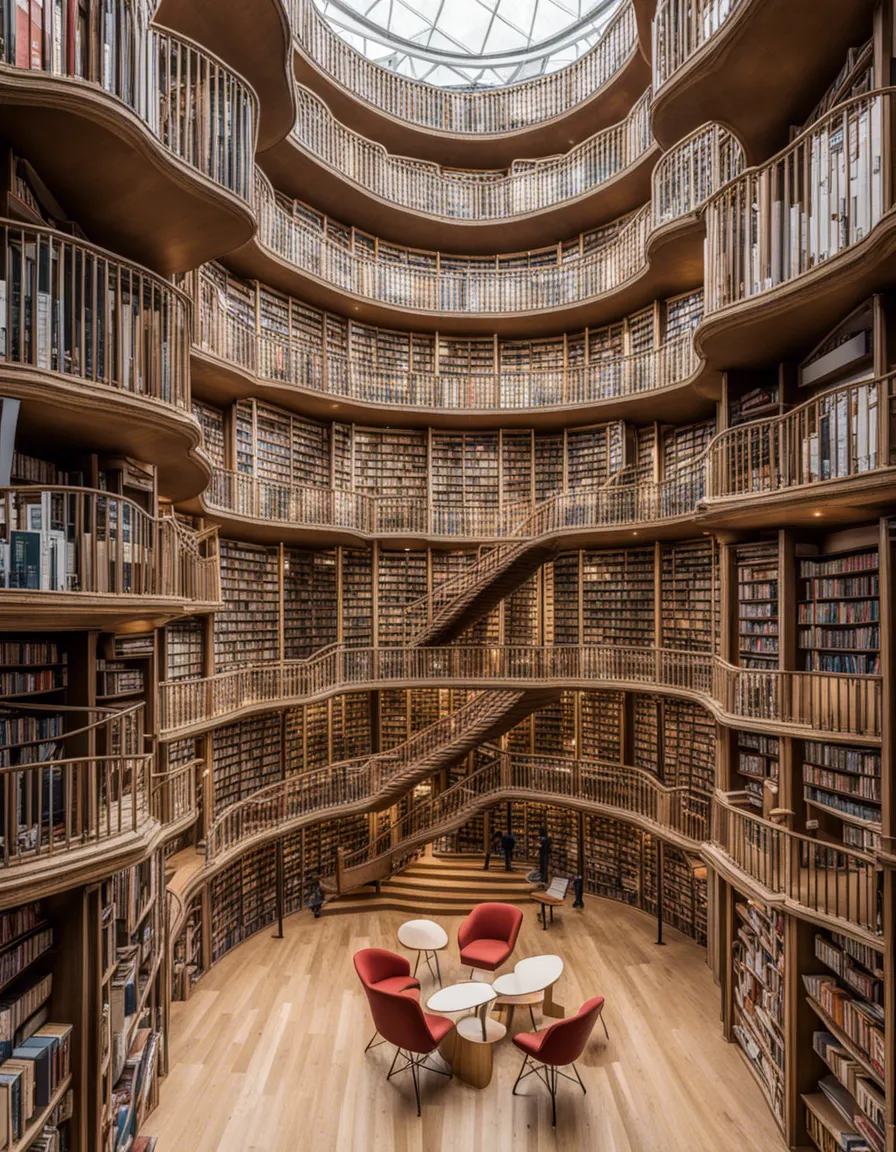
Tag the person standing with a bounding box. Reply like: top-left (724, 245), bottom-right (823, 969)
top-left (483, 830), bottom-right (502, 871)
top-left (538, 826), bottom-right (552, 884)
top-left (501, 829), bottom-right (516, 871)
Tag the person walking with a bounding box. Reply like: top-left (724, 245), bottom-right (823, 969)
top-left (483, 830), bottom-right (502, 871)
top-left (501, 829), bottom-right (516, 871)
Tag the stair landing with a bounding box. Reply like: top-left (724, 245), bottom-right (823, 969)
top-left (321, 850), bottom-right (536, 917)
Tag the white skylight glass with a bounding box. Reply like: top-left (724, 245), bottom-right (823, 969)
top-left (314, 0), bottom-right (625, 88)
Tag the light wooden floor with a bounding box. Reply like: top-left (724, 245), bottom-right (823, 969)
top-left (147, 898), bottom-right (787, 1152)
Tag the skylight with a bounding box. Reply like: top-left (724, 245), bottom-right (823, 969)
top-left (314, 0), bottom-right (626, 88)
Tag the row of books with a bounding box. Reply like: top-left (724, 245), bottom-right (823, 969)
top-left (803, 974), bottom-right (885, 1077)
top-left (0, 644), bottom-right (65, 665)
top-left (0, 669), bottom-right (67, 696)
top-left (0, 928), bottom-right (52, 994)
top-left (803, 767), bottom-right (880, 802)
top-left (798, 627), bottom-right (879, 650)
top-left (801, 576), bottom-right (878, 598)
top-left (0, 715), bottom-right (62, 750)
top-left (804, 788), bottom-right (880, 826)
top-left (798, 601), bottom-right (879, 624)
top-left (96, 661), bottom-right (144, 697)
top-left (0, 1022), bottom-right (72, 1149)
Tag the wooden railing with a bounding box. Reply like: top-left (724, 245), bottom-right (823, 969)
top-left (337, 749), bottom-right (704, 891)
top-left (705, 90), bottom-right (892, 314)
top-left (194, 264), bottom-right (700, 411)
top-left (652, 122), bottom-right (745, 229)
top-left (151, 758), bottom-right (199, 827)
top-left (291, 85), bottom-right (654, 221)
top-left (205, 690), bottom-right (522, 861)
top-left (712, 792), bottom-right (882, 937)
top-left (0, 702), bottom-right (150, 868)
top-left (0, 487), bottom-right (220, 603)
top-left (204, 462), bottom-right (705, 541)
top-left (159, 645), bottom-right (881, 742)
top-left (256, 170), bottom-right (653, 315)
top-left (705, 376), bottom-right (893, 499)
top-left (290, 0), bottom-right (638, 137)
top-left (653, 0), bottom-right (744, 93)
top-left (0, 221), bottom-right (191, 411)
top-left (0, 1), bottom-right (257, 206)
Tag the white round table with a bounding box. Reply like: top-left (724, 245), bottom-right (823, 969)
top-left (426, 982), bottom-right (505, 1089)
top-left (493, 955), bottom-right (565, 1029)
top-left (398, 918), bottom-right (449, 986)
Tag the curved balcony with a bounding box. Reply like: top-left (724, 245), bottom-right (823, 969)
top-left (190, 267), bottom-right (713, 430)
top-left (698, 90), bottom-right (896, 370)
top-left (0, 6), bottom-right (258, 273)
top-left (158, 645), bottom-right (881, 745)
top-left (703, 375), bottom-right (896, 530)
top-left (232, 175), bottom-right (694, 337)
top-left (709, 792), bottom-right (882, 941)
top-left (0, 702), bottom-right (157, 900)
top-left (153, 0), bottom-right (296, 151)
top-left (260, 86), bottom-right (659, 253)
top-left (205, 748), bottom-right (704, 885)
top-left (651, 0), bottom-right (876, 161)
top-left (289, 0), bottom-right (649, 167)
top-left (0, 221), bottom-right (207, 502)
top-left (197, 461), bottom-right (704, 549)
top-left (0, 488), bottom-right (221, 629)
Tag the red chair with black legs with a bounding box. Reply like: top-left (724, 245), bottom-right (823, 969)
top-left (354, 948), bottom-right (421, 1052)
top-left (457, 902), bottom-right (523, 977)
top-left (511, 996), bottom-right (608, 1127)
top-left (366, 983), bottom-right (454, 1116)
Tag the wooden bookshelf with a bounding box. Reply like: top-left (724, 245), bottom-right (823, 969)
top-left (732, 900), bottom-right (786, 1130)
top-left (798, 545), bottom-right (880, 676)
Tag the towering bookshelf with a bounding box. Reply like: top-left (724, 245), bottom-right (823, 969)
top-left (216, 542), bottom-right (280, 669)
top-left (798, 544), bottom-right (880, 675)
top-left (661, 540), bottom-right (717, 653)
top-left (801, 741), bottom-right (882, 853)
top-left (803, 930), bottom-right (885, 1152)
top-left (736, 541), bottom-right (779, 670)
top-left (732, 899), bottom-right (786, 1129)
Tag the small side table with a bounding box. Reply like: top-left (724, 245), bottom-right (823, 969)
top-left (427, 982), bottom-right (505, 1089)
top-left (398, 918), bottom-right (449, 986)
top-left (530, 890), bottom-right (565, 930)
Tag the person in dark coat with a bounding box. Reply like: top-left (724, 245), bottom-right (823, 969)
top-left (483, 830), bottom-right (502, 871)
top-left (538, 826), bottom-right (552, 884)
top-left (501, 830), bottom-right (516, 871)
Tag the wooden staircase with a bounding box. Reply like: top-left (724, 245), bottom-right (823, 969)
top-left (371, 686), bottom-right (561, 809)
top-left (406, 540), bottom-right (558, 647)
top-left (321, 850), bottom-right (536, 917)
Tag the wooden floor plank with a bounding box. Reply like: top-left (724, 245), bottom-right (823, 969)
top-left (148, 895), bottom-right (787, 1152)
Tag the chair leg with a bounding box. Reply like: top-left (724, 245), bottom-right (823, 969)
top-left (364, 1030), bottom-right (384, 1053)
top-left (549, 1065), bottom-right (557, 1128)
top-left (571, 1062), bottom-right (586, 1094)
top-left (387, 1047), bottom-right (402, 1079)
top-left (512, 1053), bottom-right (530, 1095)
top-left (600, 1013), bottom-right (610, 1040)
top-left (410, 1056), bottom-right (421, 1117)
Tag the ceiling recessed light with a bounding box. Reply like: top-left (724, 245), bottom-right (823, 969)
top-left (813, 511), bottom-right (823, 518)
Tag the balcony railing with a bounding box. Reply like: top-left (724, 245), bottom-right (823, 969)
top-left (705, 376), bottom-right (892, 499)
top-left (204, 463), bottom-right (705, 542)
top-left (151, 758), bottom-right (200, 828)
top-left (653, 0), bottom-right (744, 93)
top-left (705, 90), bottom-right (891, 315)
top-left (337, 749), bottom-right (704, 890)
top-left (0, 1), bottom-right (257, 206)
top-left (0, 220), bottom-right (191, 412)
top-left (291, 85), bottom-right (654, 222)
top-left (0, 487), bottom-right (221, 603)
top-left (652, 122), bottom-right (745, 229)
top-left (712, 792), bottom-right (882, 937)
top-left (206, 744), bottom-right (705, 879)
top-left (158, 644), bottom-right (881, 742)
top-left (290, 0), bottom-right (638, 138)
top-left (0, 702), bottom-right (149, 868)
top-left (256, 170), bottom-right (653, 316)
top-left (195, 265), bottom-right (701, 412)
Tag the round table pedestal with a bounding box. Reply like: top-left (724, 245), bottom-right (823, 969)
top-left (493, 989), bottom-right (544, 1034)
top-left (439, 1017), bottom-right (506, 1089)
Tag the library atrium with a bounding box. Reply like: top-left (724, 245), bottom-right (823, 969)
top-left (0, 0), bottom-right (892, 1148)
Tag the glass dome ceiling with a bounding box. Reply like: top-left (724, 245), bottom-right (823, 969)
top-left (314, 0), bottom-right (625, 88)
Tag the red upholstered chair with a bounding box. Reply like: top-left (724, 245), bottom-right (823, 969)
top-left (365, 983), bottom-right (454, 1116)
top-left (512, 996), bottom-right (608, 1126)
top-left (457, 902), bottom-right (523, 976)
top-left (354, 948), bottom-right (421, 1052)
